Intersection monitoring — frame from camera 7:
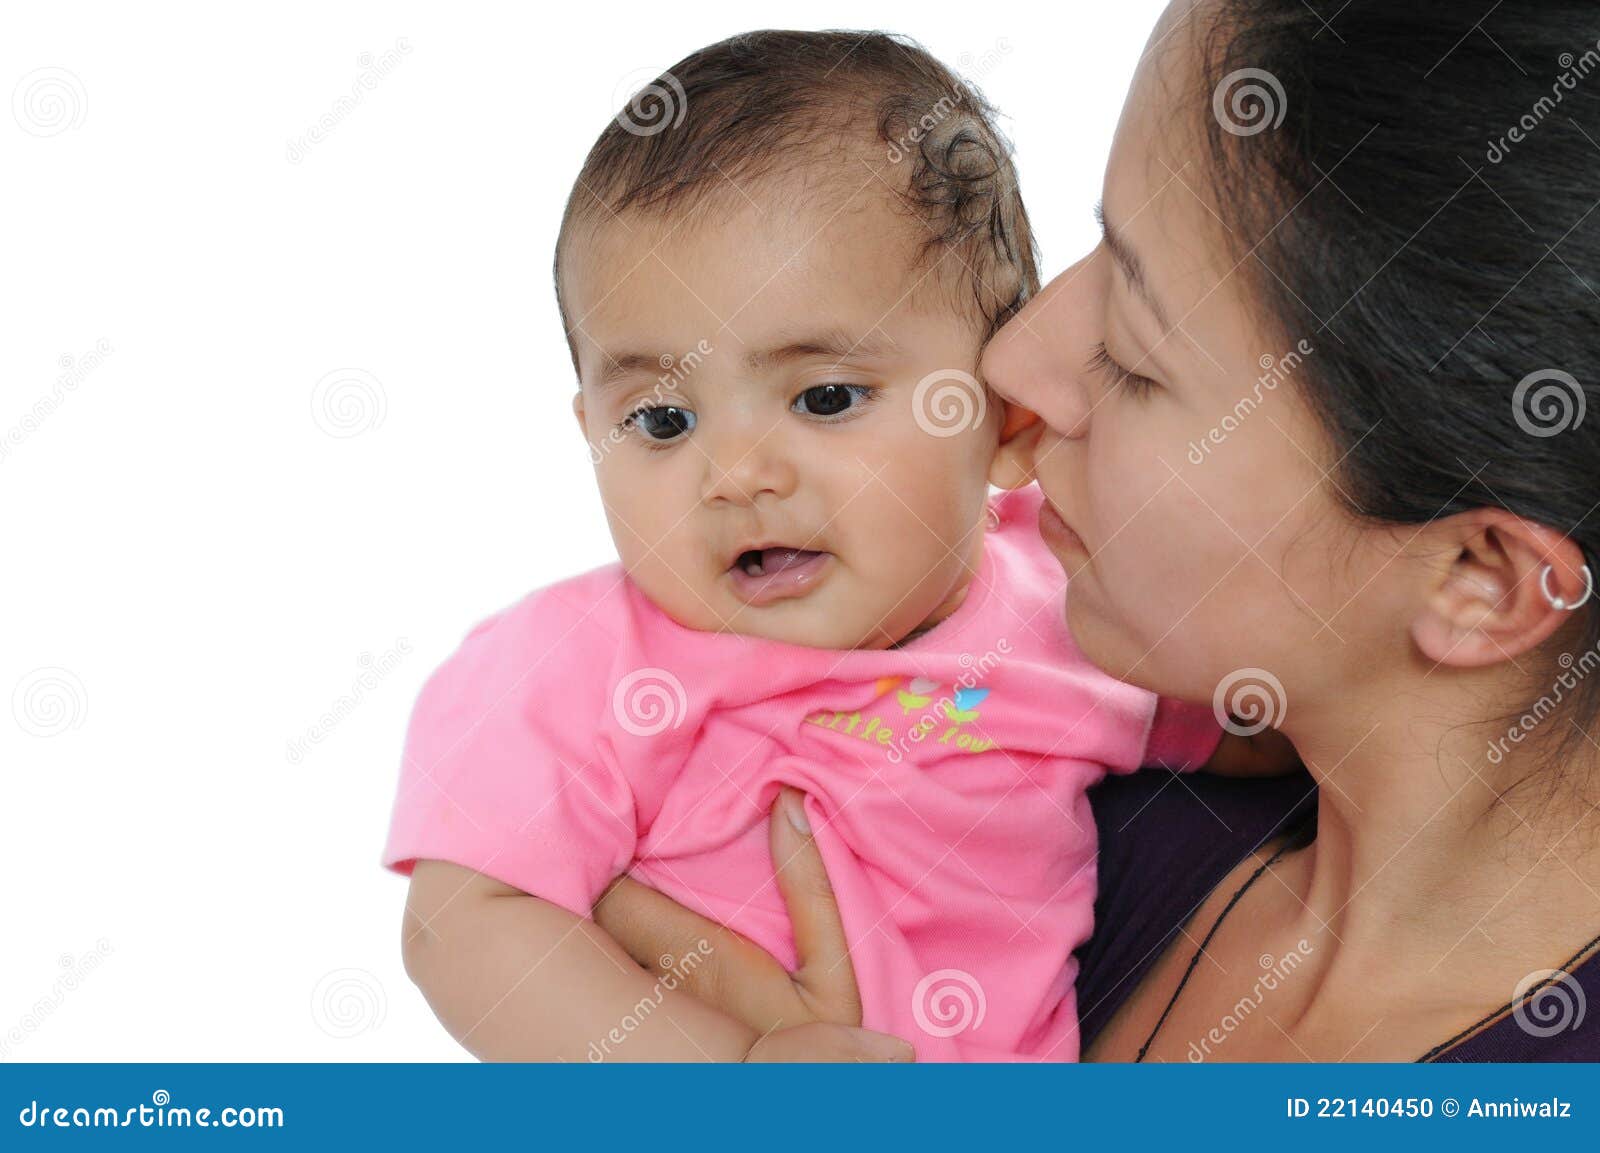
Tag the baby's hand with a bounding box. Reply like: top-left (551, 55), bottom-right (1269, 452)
top-left (1202, 728), bottom-right (1301, 777)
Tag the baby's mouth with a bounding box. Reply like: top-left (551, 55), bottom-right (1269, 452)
top-left (735, 546), bottom-right (824, 577)
top-left (727, 546), bottom-right (833, 606)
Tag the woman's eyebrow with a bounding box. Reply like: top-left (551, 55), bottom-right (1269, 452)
top-left (1095, 200), bottom-right (1174, 331)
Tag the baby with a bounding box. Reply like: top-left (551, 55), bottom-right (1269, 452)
top-left (386, 30), bottom-right (1288, 1061)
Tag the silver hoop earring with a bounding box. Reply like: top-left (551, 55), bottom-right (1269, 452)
top-left (1541, 563), bottom-right (1594, 611)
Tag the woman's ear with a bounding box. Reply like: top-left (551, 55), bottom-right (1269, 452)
top-left (988, 401), bottom-right (1042, 490)
top-left (1410, 510), bottom-right (1590, 669)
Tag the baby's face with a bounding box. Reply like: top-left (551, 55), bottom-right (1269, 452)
top-left (563, 185), bottom-right (1005, 649)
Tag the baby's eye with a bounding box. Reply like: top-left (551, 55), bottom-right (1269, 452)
top-left (792, 383), bottom-right (874, 418)
top-left (627, 405), bottom-right (696, 441)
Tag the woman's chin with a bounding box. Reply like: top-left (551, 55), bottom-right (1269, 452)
top-left (1063, 587), bottom-right (1157, 691)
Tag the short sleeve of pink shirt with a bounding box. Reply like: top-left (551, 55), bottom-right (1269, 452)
top-left (382, 569), bottom-right (648, 917)
top-left (1141, 695), bottom-right (1224, 773)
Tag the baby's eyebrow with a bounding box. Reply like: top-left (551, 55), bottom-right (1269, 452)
top-left (744, 328), bottom-right (899, 371)
top-left (596, 351), bottom-right (673, 389)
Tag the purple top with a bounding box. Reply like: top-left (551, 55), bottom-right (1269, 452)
top-left (1076, 770), bottom-right (1600, 1061)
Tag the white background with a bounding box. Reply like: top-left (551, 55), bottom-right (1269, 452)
top-left (2, 0), bottom-right (1165, 1060)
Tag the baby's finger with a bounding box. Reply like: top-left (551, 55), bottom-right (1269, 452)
top-left (768, 788), bottom-right (862, 1024)
top-left (593, 875), bottom-right (802, 1032)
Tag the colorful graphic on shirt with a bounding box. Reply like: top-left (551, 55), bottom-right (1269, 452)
top-left (805, 677), bottom-right (995, 761)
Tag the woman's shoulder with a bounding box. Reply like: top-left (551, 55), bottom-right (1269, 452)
top-left (1078, 770), bottom-right (1600, 1062)
top-left (1076, 768), bottom-right (1316, 1047)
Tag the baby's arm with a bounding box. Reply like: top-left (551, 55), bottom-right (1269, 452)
top-left (402, 859), bottom-right (759, 1061)
top-left (1201, 728), bottom-right (1301, 777)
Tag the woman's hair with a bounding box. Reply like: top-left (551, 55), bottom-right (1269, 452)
top-left (554, 30), bottom-right (1038, 363)
top-left (1194, 1), bottom-right (1600, 783)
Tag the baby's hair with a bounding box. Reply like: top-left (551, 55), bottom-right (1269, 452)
top-left (554, 29), bottom-right (1039, 369)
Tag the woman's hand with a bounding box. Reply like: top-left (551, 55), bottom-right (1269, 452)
top-left (593, 787), bottom-right (914, 1061)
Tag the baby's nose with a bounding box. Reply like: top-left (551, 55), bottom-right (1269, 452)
top-left (700, 422), bottom-right (799, 506)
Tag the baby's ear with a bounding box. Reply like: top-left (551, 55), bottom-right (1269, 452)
top-left (571, 391), bottom-right (587, 436)
top-left (988, 400), bottom-right (1041, 490)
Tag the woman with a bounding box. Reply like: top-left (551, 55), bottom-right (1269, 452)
top-left (593, 0), bottom-right (1600, 1060)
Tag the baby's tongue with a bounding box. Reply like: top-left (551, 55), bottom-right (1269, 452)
top-left (756, 547), bottom-right (821, 574)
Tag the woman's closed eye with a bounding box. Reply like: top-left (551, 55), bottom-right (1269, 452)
top-left (1087, 342), bottom-right (1159, 397)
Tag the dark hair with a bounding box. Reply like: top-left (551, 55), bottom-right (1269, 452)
top-left (1196, 2), bottom-right (1600, 782)
top-left (553, 29), bottom-right (1038, 366)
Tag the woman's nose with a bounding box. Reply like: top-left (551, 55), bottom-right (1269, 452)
top-left (981, 257), bottom-right (1099, 440)
top-left (699, 416), bottom-right (799, 507)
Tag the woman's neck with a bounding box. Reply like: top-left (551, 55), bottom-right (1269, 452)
top-left (1277, 692), bottom-right (1600, 986)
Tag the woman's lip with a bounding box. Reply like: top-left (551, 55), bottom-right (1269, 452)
top-left (1038, 498), bottom-right (1087, 557)
top-left (727, 550), bottom-right (833, 606)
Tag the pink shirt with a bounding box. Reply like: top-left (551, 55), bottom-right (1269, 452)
top-left (383, 486), bottom-right (1221, 1061)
